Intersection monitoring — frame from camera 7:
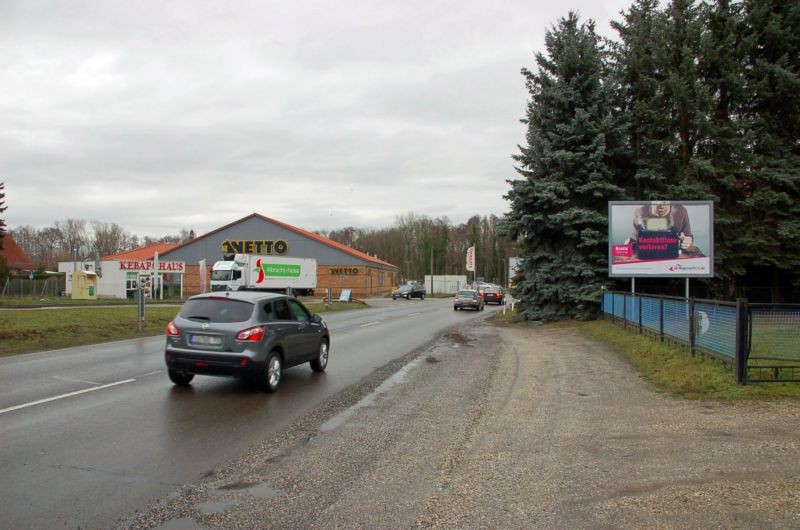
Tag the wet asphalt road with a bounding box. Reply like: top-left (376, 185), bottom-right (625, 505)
top-left (0, 297), bottom-right (500, 529)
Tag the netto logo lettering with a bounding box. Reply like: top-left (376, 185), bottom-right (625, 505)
top-left (221, 239), bottom-right (288, 255)
top-left (330, 267), bottom-right (358, 275)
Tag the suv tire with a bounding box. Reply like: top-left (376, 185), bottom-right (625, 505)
top-left (310, 340), bottom-right (329, 372)
top-left (257, 351), bottom-right (283, 393)
top-left (168, 369), bottom-right (194, 386)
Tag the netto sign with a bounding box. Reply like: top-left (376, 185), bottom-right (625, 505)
top-left (221, 239), bottom-right (288, 255)
top-left (330, 267), bottom-right (359, 275)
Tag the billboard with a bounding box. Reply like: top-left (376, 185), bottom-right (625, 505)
top-left (608, 200), bottom-right (714, 278)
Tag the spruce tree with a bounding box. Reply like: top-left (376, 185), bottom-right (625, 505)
top-left (0, 182), bottom-right (7, 250)
top-left (501, 12), bottom-right (627, 321)
top-left (740, 0), bottom-right (800, 300)
top-left (609, 0), bottom-right (669, 199)
top-left (696, 0), bottom-right (750, 297)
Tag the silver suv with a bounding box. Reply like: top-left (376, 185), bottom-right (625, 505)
top-left (165, 291), bottom-right (330, 392)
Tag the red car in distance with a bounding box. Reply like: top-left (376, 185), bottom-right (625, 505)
top-left (482, 286), bottom-right (504, 305)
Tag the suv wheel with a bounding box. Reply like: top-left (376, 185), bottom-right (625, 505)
top-left (257, 351), bottom-right (283, 393)
top-left (168, 369), bottom-right (194, 386)
top-left (310, 339), bottom-right (329, 372)
top-left (420, 293), bottom-right (425, 300)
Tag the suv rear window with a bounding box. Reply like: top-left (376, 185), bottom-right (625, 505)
top-left (178, 298), bottom-right (254, 323)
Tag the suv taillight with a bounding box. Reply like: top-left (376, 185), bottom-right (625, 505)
top-left (166, 321), bottom-right (180, 336)
top-left (237, 325), bottom-right (266, 342)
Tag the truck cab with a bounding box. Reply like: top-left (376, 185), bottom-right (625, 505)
top-left (210, 260), bottom-right (245, 291)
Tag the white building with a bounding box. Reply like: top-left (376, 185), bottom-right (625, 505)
top-left (58, 243), bottom-right (185, 299)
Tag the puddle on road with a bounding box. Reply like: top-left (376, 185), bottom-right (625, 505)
top-left (320, 357), bottom-right (424, 432)
top-left (211, 481), bottom-right (283, 499)
top-left (445, 330), bottom-right (472, 346)
top-left (245, 483), bottom-right (282, 499)
top-left (197, 499), bottom-right (237, 515)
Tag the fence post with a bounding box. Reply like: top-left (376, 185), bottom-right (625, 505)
top-left (734, 298), bottom-right (748, 385)
top-left (638, 294), bottom-right (643, 334)
top-left (623, 293), bottom-right (627, 331)
top-left (689, 297), bottom-right (696, 357)
top-left (659, 296), bottom-right (664, 343)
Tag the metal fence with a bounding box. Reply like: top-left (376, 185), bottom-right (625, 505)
top-left (1, 276), bottom-right (65, 298)
top-left (746, 303), bottom-right (800, 382)
top-left (601, 291), bottom-right (800, 384)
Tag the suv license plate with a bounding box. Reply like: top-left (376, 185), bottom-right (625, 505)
top-left (190, 335), bottom-right (222, 346)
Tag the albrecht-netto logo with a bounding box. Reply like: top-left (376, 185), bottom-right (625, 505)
top-left (254, 259), bottom-right (301, 282)
top-left (668, 264), bottom-right (706, 272)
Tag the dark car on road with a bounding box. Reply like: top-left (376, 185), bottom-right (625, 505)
top-left (165, 291), bottom-right (330, 392)
top-left (454, 289), bottom-right (484, 311)
top-left (392, 283), bottom-right (426, 300)
top-left (483, 286), bottom-right (504, 305)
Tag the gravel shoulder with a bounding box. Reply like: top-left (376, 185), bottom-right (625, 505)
top-left (120, 320), bottom-right (800, 529)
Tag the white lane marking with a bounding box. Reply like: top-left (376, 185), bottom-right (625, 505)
top-left (0, 379), bottom-right (136, 415)
top-left (51, 375), bottom-right (102, 386)
top-left (407, 312), bottom-right (422, 317)
top-left (360, 321), bottom-right (381, 328)
top-left (141, 370), bottom-right (162, 377)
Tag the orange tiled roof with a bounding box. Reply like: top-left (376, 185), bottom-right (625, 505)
top-left (102, 242), bottom-right (179, 261)
top-left (0, 233), bottom-right (35, 271)
top-left (163, 213), bottom-right (398, 270)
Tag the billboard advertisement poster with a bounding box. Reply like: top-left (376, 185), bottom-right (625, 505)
top-left (608, 200), bottom-right (714, 278)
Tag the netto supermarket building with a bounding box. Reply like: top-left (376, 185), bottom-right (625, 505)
top-left (161, 213), bottom-right (398, 298)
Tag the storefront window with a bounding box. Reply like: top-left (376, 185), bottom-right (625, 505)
top-left (125, 272), bottom-right (138, 299)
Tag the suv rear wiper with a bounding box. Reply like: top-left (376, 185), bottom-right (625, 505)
top-left (186, 315), bottom-right (211, 321)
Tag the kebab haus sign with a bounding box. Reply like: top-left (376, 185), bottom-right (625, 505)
top-left (117, 260), bottom-right (186, 272)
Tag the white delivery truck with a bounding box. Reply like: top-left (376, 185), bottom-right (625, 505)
top-left (210, 254), bottom-right (317, 296)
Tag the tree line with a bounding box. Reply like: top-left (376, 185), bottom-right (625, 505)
top-left (502, 0), bottom-right (800, 321)
top-left (317, 213), bottom-right (515, 285)
top-left (4, 208), bottom-right (513, 284)
top-left (8, 219), bottom-right (194, 272)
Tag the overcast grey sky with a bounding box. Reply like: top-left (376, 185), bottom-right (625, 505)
top-left (1, 0), bottom-right (634, 238)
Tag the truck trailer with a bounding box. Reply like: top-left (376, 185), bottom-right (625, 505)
top-left (210, 254), bottom-right (317, 296)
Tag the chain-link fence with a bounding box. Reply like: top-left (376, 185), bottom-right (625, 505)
top-left (746, 303), bottom-right (800, 382)
top-left (602, 292), bottom-right (800, 383)
top-left (602, 291), bottom-right (736, 362)
top-left (1, 276), bottom-right (66, 298)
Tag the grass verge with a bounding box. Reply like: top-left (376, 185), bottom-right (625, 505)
top-left (0, 296), bottom-right (181, 307)
top-left (0, 299), bottom-right (368, 356)
top-left (0, 306), bottom-right (179, 356)
top-left (489, 310), bottom-right (798, 400)
top-left (575, 319), bottom-right (799, 400)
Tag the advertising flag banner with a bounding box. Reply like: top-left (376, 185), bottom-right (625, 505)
top-left (608, 200), bottom-right (714, 278)
top-left (466, 246), bottom-right (476, 272)
top-left (199, 259), bottom-right (207, 293)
